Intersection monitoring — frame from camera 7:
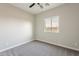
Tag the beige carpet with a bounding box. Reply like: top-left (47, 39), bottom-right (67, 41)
top-left (0, 40), bottom-right (79, 56)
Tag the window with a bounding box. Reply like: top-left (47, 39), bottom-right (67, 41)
top-left (44, 16), bottom-right (59, 33)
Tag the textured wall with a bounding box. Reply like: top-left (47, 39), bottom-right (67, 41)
top-left (0, 4), bottom-right (34, 51)
top-left (35, 3), bottom-right (79, 51)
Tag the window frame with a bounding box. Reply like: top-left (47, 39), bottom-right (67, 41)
top-left (44, 16), bottom-right (59, 33)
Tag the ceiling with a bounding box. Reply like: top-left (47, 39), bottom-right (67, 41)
top-left (10, 3), bottom-right (63, 15)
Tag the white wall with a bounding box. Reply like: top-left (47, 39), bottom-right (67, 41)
top-left (0, 4), bottom-right (34, 51)
top-left (35, 3), bottom-right (79, 51)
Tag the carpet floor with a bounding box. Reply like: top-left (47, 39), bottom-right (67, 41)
top-left (0, 40), bottom-right (79, 56)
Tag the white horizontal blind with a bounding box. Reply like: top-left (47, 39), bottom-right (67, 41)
top-left (44, 16), bottom-right (59, 33)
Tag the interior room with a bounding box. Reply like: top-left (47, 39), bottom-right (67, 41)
top-left (0, 3), bottom-right (79, 56)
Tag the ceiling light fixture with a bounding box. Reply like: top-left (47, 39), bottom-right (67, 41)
top-left (29, 3), bottom-right (50, 8)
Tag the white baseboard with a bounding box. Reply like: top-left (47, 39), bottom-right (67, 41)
top-left (36, 39), bottom-right (79, 52)
top-left (1, 39), bottom-right (79, 53)
top-left (0, 39), bottom-right (33, 53)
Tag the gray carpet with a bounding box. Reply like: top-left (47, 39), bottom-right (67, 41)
top-left (0, 40), bottom-right (79, 56)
